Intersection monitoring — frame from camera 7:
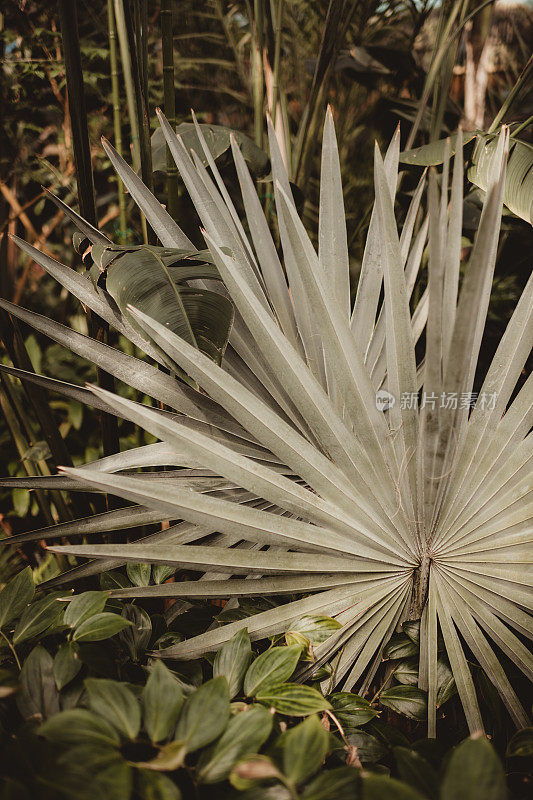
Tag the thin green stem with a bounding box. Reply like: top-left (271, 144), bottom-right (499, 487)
top-left (113, 0), bottom-right (147, 243)
top-left (252, 0), bottom-right (264, 148)
top-left (161, 0), bottom-right (180, 221)
top-left (511, 114), bottom-right (533, 138)
top-left (0, 630), bottom-right (21, 671)
top-left (271, 0), bottom-right (283, 128)
top-left (107, 0), bottom-right (127, 241)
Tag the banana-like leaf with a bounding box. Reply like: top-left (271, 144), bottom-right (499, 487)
top-left (469, 137), bottom-right (533, 225)
top-left (82, 242), bottom-right (234, 362)
top-left (4, 116), bottom-right (531, 740)
top-left (401, 130), bottom-right (533, 225)
top-left (151, 121), bottom-right (270, 178)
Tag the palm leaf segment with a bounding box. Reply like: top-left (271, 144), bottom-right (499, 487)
top-left (2, 112), bottom-right (531, 737)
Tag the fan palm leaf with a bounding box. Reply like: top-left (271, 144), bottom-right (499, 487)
top-left (2, 111), bottom-right (531, 737)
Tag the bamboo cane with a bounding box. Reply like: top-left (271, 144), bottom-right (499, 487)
top-left (161, 0), bottom-right (180, 221)
top-left (107, 0), bottom-right (127, 240)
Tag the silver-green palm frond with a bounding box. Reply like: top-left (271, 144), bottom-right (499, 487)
top-left (2, 111), bottom-right (531, 737)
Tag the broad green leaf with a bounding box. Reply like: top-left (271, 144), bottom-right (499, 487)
top-left (328, 692), bottom-right (378, 730)
top-left (73, 612), bottom-right (133, 642)
top-left (282, 714), bottom-right (329, 785)
top-left (506, 727), bottom-right (533, 758)
top-left (84, 242), bottom-right (233, 364)
top-left (126, 562), bottom-right (152, 587)
top-left (53, 642), bottom-right (82, 690)
top-left (64, 591), bottom-right (109, 628)
top-left (379, 685), bottom-right (427, 721)
top-left (288, 615), bottom-right (342, 645)
top-left (361, 774), bottom-right (425, 799)
top-left (384, 634), bottom-right (418, 660)
top-left (175, 676), bottom-right (230, 752)
top-left (197, 705), bottom-right (273, 783)
top-left (213, 628), bottom-right (252, 698)
top-left (301, 766), bottom-right (360, 800)
top-left (39, 708), bottom-right (120, 747)
top-left (101, 571), bottom-right (132, 590)
top-left (244, 645), bottom-right (302, 697)
top-left (85, 678), bottom-right (141, 739)
top-left (255, 683), bottom-right (331, 716)
top-left (13, 592), bottom-right (66, 644)
top-left (142, 661), bottom-right (184, 743)
top-left (440, 735), bottom-right (506, 800)
top-left (393, 747), bottom-right (439, 800)
top-left (0, 567), bottom-right (34, 628)
top-left (436, 659), bottom-right (456, 707)
top-left (152, 564), bottom-right (176, 585)
top-left (402, 620), bottom-right (420, 646)
top-left (346, 730), bottom-right (387, 763)
top-left (136, 770), bottom-right (182, 800)
top-left (394, 659), bottom-right (419, 686)
top-left (17, 645), bottom-right (59, 721)
top-left (151, 122), bottom-right (269, 178)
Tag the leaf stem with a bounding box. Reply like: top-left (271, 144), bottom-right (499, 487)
top-left (1, 630), bottom-right (22, 671)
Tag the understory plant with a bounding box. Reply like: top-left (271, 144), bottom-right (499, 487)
top-left (0, 109), bottom-right (531, 744)
top-left (0, 568), bottom-right (529, 799)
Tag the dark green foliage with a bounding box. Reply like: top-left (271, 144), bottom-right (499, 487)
top-left (0, 566), bottom-right (528, 798)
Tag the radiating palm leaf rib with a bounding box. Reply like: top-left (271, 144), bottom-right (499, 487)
top-left (5, 114), bottom-right (530, 736)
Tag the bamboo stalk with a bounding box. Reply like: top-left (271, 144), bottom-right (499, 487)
top-left (107, 0), bottom-right (127, 241)
top-left (271, 0), bottom-right (283, 129)
top-left (117, 0), bottom-right (154, 243)
top-left (161, 0), bottom-right (179, 221)
top-left (58, 0), bottom-right (120, 462)
top-left (57, 0), bottom-right (97, 225)
top-left (113, 0), bottom-right (148, 243)
top-left (252, 0), bottom-right (264, 148)
top-left (113, 0), bottom-right (142, 175)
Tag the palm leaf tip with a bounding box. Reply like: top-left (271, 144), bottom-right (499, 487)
top-left (8, 116), bottom-right (531, 737)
